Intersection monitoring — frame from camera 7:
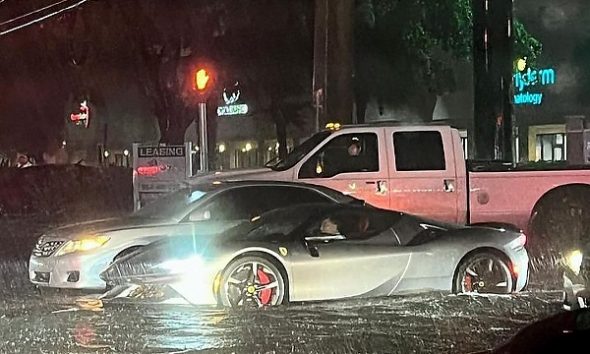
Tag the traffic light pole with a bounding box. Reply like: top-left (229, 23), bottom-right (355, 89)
top-left (198, 102), bottom-right (208, 172)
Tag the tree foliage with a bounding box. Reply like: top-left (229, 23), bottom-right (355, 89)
top-left (0, 0), bottom-right (544, 155)
top-left (354, 0), bottom-right (543, 120)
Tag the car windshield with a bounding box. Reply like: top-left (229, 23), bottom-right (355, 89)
top-left (130, 187), bottom-right (211, 220)
top-left (265, 131), bottom-right (332, 171)
top-left (226, 205), bottom-right (319, 241)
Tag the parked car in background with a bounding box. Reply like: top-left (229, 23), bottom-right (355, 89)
top-left (29, 181), bottom-right (361, 291)
top-left (100, 203), bottom-right (529, 308)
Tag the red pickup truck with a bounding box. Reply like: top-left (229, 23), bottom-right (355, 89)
top-left (192, 123), bottom-right (590, 258)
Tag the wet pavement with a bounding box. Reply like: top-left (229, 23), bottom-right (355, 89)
top-left (0, 216), bottom-right (567, 354)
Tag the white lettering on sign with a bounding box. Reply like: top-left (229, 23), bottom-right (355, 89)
top-left (217, 104), bottom-right (249, 116)
top-left (138, 146), bottom-right (186, 157)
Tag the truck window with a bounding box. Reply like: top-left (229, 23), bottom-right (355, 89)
top-left (393, 131), bottom-right (446, 171)
top-left (299, 133), bottom-right (379, 179)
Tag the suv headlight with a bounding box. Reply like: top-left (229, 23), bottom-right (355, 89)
top-left (566, 250), bottom-right (584, 275)
top-left (55, 236), bottom-right (110, 256)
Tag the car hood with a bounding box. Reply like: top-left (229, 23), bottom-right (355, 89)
top-left (185, 168), bottom-right (288, 185)
top-left (49, 217), bottom-right (176, 240)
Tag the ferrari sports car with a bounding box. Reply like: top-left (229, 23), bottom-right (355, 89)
top-left (99, 203), bottom-right (530, 308)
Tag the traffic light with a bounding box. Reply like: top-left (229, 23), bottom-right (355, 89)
top-left (194, 66), bottom-right (215, 99)
top-left (196, 69), bottom-right (210, 91)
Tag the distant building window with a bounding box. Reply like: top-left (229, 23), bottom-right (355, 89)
top-left (393, 131), bottom-right (446, 171)
top-left (535, 133), bottom-right (566, 161)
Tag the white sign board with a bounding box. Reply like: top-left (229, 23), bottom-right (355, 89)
top-left (132, 143), bottom-right (193, 210)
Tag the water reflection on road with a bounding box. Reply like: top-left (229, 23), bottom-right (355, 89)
top-left (0, 287), bottom-right (563, 354)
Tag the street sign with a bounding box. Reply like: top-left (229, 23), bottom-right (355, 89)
top-left (132, 143), bottom-right (193, 210)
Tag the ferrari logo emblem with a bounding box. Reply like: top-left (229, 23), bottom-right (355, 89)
top-left (348, 182), bottom-right (357, 190)
top-left (279, 247), bottom-right (288, 257)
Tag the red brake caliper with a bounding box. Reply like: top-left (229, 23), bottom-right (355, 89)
top-left (464, 275), bottom-right (472, 292)
top-left (257, 269), bottom-right (272, 305)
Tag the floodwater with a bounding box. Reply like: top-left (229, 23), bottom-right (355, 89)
top-left (0, 216), bottom-right (566, 354)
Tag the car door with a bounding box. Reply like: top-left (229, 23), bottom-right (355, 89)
top-left (295, 130), bottom-right (390, 209)
top-left (288, 207), bottom-right (411, 302)
top-left (386, 127), bottom-right (460, 224)
top-left (180, 185), bottom-right (341, 237)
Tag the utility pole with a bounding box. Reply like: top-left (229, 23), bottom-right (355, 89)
top-left (472, 0), bottom-right (514, 162)
top-left (312, 0), bottom-right (355, 130)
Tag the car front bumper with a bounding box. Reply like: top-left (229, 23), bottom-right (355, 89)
top-left (508, 247), bottom-right (530, 292)
top-left (29, 251), bottom-right (113, 290)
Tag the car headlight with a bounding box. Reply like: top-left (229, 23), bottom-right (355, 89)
top-left (566, 250), bottom-right (584, 275)
top-left (55, 236), bottom-right (110, 256)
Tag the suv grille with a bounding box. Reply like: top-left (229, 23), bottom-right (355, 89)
top-left (33, 237), bottom-right (65, 257)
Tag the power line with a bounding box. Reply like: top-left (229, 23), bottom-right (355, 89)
top-left (0, 0), bottom-right (72, 27)
top-left (1, 0), bottom-right (88, 37)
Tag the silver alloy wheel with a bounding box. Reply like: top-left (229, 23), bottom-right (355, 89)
top-left (220, 256), bottom-right (285, 308)
top-left (458, 254), bottom-right (513, 294)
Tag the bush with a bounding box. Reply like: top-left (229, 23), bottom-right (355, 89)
top-left (0, 165), bottom-right (133, 219)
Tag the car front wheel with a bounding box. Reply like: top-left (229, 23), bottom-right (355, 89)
top-left (218, 256), bottom-right (286, 308)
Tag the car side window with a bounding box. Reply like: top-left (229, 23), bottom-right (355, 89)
top-left (192, 186), bottom-right (332, 221)
top-left (393, 131), bottom-right (446, 171)
top-left (307, 208), bottom-right (399, 241)
top-left (298, 133), bottom-right (379, 179)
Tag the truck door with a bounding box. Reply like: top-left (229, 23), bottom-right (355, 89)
top-left (295, 129), bottom-right (390, 210)
top-left (386, 128), bottom-right (460, 224)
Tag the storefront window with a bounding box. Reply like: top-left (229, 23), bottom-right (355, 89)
top-left (535, 133), bottom-right (566, 162)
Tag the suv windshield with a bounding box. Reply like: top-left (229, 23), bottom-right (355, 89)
top-left (265, 131), bottom-right (332, 171)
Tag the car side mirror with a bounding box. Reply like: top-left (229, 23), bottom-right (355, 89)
top-left (189, 210), bottom-right (211, 222)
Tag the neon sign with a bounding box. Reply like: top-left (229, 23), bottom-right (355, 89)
top-left (217, 83), bottom-right (248, 116)
top-left (513, 60), bottom-right (556, 106)
top-left (70, 100), bottom-right (90, 128)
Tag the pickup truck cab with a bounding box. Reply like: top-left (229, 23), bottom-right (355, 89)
top-left (189, 123), bottom-right (590, 245)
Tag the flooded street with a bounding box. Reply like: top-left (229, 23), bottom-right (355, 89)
top-left (0, 217), bottom-right (566, 354)
top-left (0, 259), bottom-right (564, 354)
